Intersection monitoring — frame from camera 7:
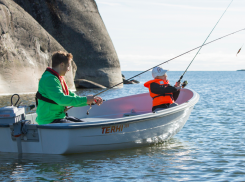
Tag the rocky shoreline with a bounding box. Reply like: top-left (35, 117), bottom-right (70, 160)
top-left (0, 0), bottom-right (122, 95)
top-left (74, 74), bottom-right (139, 89)
top-left (122, 74), bottom-right (139, 84)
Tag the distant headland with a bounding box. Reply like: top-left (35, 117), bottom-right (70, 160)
top-left (237, 69), bottom-right (245, 71)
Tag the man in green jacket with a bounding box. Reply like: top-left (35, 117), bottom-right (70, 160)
top-left (36, 51), bottom-right (103, 125)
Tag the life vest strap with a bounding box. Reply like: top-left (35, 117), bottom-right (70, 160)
top-left (153, 93), bottom-right (173, 99)
top-left (35, 91), bottom-right (58, 106)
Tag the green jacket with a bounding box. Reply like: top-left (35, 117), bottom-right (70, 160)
top-left (36, 71), bottom-right (87, 125)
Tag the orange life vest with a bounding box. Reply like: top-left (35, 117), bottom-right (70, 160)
top-left (144, 79), bottom-right (174, 106)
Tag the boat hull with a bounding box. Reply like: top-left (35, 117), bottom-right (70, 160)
top-left (0, 89), bottom-right (199, 154)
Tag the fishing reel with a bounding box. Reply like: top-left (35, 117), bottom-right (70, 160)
top-left (87, 102), bottom-right (96, 115)
top-left (87, 99), bottom-right (106, 115)
top-left (182, 80), bottom-right (188, 88)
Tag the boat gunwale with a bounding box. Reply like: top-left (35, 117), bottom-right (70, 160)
top-left (0, 89), bottom-right (199, 129)
top-left (36, 89), bottom-right (200, 129)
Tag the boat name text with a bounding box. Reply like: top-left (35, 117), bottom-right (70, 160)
top-left (102, 124), bottom-right (129, 134)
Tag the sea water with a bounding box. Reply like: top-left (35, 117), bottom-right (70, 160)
top-left (0, 71), bottom-right (245, 181)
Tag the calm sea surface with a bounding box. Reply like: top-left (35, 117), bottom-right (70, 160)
top-left (0, 71), bottom-right (245, 181)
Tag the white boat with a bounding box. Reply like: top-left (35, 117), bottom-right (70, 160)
top-left (0, 88), bottom-right (199, 154)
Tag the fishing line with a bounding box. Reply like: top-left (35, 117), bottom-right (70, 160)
top-left (65, 28), bottom-right (245, 113)
top-left (178, 0), bottom-right (234, 82)
top-left (92, 28), bottom-right (244, 97)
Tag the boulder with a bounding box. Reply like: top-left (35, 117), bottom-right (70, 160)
top-left (0, 0), bottom-right (76, 95)
top-left (131, 79), bottom-right (140, 84)
top-left (14, 0), bottom-right (123, 88)
top-left (123, 79), bottom-right (135, 84)
top-left (74, 79), bottom-right (106, 89)
top-left (122, 74), bottom-right (139, 84)
top-left (122, 79), bottom-right (139, 84)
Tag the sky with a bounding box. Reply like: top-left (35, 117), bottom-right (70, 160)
top-left (95, 0), bottom-right (245, 71)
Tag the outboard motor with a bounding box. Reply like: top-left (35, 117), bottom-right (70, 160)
top-left (0, 94), bottom-right (36, 125)
top-left (0, 94), bottom-right (25, 124)
top-left (0, 106), bottom-right (25, 124)
top-left (0, 94), bottom-right (34, 155)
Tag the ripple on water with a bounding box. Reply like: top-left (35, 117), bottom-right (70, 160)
top-left (0, 71), bottom-right (245, 181)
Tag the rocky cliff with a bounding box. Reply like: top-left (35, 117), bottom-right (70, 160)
top-left (0, 0), bottom-right (76, 95)
top-left (14, 0), bottom-right (122, 88)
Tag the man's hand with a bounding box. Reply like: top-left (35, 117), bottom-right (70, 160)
top-left (94, 96), bottom-right (103, 106)
top-left (86, 95), bottom-right (103, 106)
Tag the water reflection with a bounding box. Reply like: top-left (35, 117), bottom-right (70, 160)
top-left (0, 138), bottom-right (192, 181)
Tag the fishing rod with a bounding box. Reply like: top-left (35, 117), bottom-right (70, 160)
top-left (93, 30), bottom-right (244, 97)
top-left (65, 28), bottom-right (245, 113)
top-left (178, 0), bottom-right (234, 83)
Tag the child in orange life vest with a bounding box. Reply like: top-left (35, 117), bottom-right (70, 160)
top-left (144, 67), bottom-right (182, 112)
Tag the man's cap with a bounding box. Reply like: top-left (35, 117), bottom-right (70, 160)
top-left (152, 67), bottom-right (168, 78)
